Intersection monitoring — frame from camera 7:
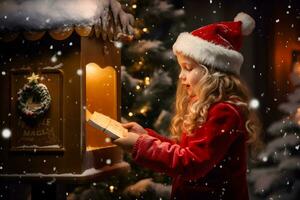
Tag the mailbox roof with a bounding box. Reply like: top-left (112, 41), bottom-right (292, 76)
top-left (0, 0), bottom-right (134, 42)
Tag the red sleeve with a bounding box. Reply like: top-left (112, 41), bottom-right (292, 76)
top-left (131, 102), bottom-right (243, 180)
top-left (145, 128), bottom-right (175, 144)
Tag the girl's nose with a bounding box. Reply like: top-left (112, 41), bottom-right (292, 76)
top-left (179, 71), bottom-right (186, 80)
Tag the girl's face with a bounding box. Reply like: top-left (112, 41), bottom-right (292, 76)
top-left (177, 53), bottom-right (205, 97)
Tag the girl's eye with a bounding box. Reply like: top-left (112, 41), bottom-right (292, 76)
top-left (185, 66), bottom-right (193, 71)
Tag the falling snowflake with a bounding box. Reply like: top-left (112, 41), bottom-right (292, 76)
top-left (51, 55), bottom-right (57, 63)
top-left (114, 41), bottom-right (123, 48)
top-left (1, 128), bottom-right (11, 139)
top-left (249, 98), bottom-right (260, 109)
top-left (106, 159), bottom-right (111, 165)
top-left (262, 156), bottom-right (268, 162)
top-left (76, 69), bottom-right (83, 76)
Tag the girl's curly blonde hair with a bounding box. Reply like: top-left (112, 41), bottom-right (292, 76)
top-left (170, 64), bottom-right (263, 158)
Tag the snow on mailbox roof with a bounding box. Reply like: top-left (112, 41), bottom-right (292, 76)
top-left (0, 0), bottom-right (134, 42)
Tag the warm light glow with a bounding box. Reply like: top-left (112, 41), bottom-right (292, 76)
top-left (86, 63), bottom-right (99, 75)
top-left (109, 185), bottom-right (115, 193)
top-left (132, 4), bottom-right (137, 9)
top-left (136, 85), bottom-right (141, 90)
top-left (140, 106), bottom-right (149, 115)
top-left (295, 108), bottom-right (300, 125)
top-left (85, 63), bottom-right (117, 149)
top-left (128, 112), bottom-right (133, 117)
top-left (293, 61), bottom-right (300, 76)
top-left (140, 108), bottom-right (146, 114)
top-left (105, 137), bottom-right (111, 143)
top-left (142, 28), bottom-right (148, 33)
top-left (144, 77), bottom-right (150, 85)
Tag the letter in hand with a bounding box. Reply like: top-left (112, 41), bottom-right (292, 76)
top-left (122, 122), bottom-right (147, 135)
top-left (113, 131), bottom-right (140, 152)
top-left (86, 109), bottom-right (128, 140)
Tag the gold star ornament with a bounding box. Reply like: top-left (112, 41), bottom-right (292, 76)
top-left (27, 72), bottom-right (40, 83)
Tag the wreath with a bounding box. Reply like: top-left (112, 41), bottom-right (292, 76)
top-left (17, 73), bottom-right (51, 119)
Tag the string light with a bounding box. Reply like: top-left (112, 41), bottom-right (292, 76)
top-left (140, 106), bottom-right (149, 115)
top-left (109, 185), bottom-right (115, 193)
top-left (128, 112), bottom-right (133, 117)
top-left (132, 4), bottom-right (137, 9)
top-left (142, 28), bottom-right (149, 33)
top-left (144, 77), bottom-right (150, 85)
top-left (136, 85), bottom-right (141, 90)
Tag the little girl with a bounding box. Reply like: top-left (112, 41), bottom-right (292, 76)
top-left (114, 12), bottom-right (262, 200)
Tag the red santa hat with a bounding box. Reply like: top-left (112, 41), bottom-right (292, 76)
top-left (172, 12), bottom-right (255, 75)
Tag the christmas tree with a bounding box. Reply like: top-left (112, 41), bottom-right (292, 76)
top-left (248, 60), bottom-right (300, 200)
top-left (120, 0), bottom-right (185, 133)
top-left (119, 0), bottom-right (186, 198)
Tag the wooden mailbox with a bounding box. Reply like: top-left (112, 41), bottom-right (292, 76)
top-left (0, 2), bottom-right (134, 181)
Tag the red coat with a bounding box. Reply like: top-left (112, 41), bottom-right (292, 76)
top-left (132, 102), bottom-right (249, 200)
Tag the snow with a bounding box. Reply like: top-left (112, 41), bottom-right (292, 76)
top-left (43, 63), bottom-right (64, 70)
top-left (1, 128), bottom-right (11, 139)
top-left (128, 40), bottom-right (164, 54)
top-left (76, 69), bottom-right (83, 76)
top-left (248, 167), bottom-right (295, 196)
top-left (258, 134), bottom-right (299, 163)
top-left (153, 110), bottom-right (171, 132)
top-left (141, 70), bottom-right (172, 97)
top-left (113, 41), bottom-right (122, 48)
top-left (278, 157), bottom-right (300, 172)
top-left (51, 55), bottom-right (58, 63)
top-left (249, 98), bottom-right (260, 109)
top-left (0, 167), bottom-right (103, 178)
top-left (121, 66), bottom-right (141, 89)
top-left (155, 0), bottom-right (173, 12)
top-left (0, 0), bottom-right (134, 36)
top-left (267, 119), bottom-right (300, 137)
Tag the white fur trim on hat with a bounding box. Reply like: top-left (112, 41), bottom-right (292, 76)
top-left (172, 32), bottom-right (244, 75)
top-left (234, 12), bottom-right (255, 36)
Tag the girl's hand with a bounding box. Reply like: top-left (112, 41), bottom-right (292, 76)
top-left (122, 122), bottom-right (147, 135)
top-left (113, 131), bottom-right (140, 152)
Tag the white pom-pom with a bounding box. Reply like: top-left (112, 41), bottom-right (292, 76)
top-left (234, 12), bottom-right (255, 36)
